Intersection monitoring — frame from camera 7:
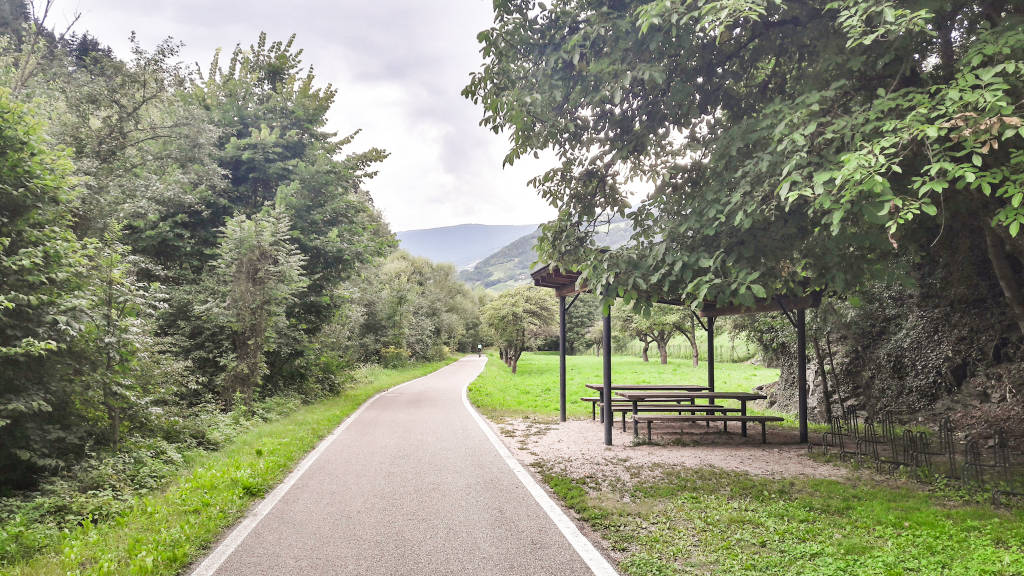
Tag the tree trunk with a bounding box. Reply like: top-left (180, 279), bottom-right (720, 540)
top-left (985, 226), bottom-right (1024, 336)
top-left (103, 384), bottom-right (120, 452)
top-left (825, 333), bottom-right (845, 410)
top-left (936, 13), bottom-right (956, 82)
top-left (510, 350), bottom-right (521, 374)
top-left (111, 405), bottom-right (121, 453)
top-left (685, 318), bottom-right (699, 367)
top-left (812, 335), bottom-right (834, 423)
top-left (641, 340), bottom-right (650, 362)
top-left (657, 341), bottom-right (668, 364)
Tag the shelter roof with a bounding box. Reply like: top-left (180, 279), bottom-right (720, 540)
top-left (531, 265), bottom-right (821, 317)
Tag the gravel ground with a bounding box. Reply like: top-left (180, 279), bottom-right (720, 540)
top-left (493, 417), bottom-right (848, 485)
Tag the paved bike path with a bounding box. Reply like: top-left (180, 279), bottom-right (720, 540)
top-left (192, 357), bottom-right (608, 575)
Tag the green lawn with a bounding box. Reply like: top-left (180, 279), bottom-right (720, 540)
top-left (468, 351), bottom-right (783, 420)
top-left (545, 468), bottom-right (1024, 576)
top-left (4, 359), bottom-right (455, 576)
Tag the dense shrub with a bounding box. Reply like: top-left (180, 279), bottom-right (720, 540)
top-left (380, 347), bottom-right (410, 368)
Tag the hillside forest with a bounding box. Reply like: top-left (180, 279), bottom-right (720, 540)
top-left (0, 3), bottom-right (488, 554)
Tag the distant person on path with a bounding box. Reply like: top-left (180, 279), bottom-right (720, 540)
top-left (477, 344), bottom-right (482, 357)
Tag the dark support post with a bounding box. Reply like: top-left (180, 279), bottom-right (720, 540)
top-left (797, 308), bottom-right (808, 443)
top-left (558, 296), bottom-right (567, 423)
top-left (707, 316), bottom-right (716, 393)
top-left (603, 310), bottom-right (613, 446)
top-left (707, 316), bottom-right (715, 428)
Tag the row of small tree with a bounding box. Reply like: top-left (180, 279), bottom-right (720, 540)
top-left (480, 286), bottom-right (703, 372)
top-left (616, 304), bottom-right (700, 366)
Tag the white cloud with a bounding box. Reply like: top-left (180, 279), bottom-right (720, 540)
top-left (66, 0), bottom-right (557, 231)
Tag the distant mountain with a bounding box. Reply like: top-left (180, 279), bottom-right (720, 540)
top-left (460, 219), bottom-right (633, 292)
top-left (458, 227), bottom-right (542, 291)
top-left (396, 223), bottom-right (538, 268)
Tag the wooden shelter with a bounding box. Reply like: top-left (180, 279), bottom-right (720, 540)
top-left (531, 264), bottom-right (821, 445)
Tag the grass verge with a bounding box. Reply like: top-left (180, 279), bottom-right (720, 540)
top-left (5, 358), bottom-right (456, 576)
top-left (543, 467), bottom-right (1024, 576)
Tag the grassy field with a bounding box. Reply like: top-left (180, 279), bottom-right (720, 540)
top-left (3, 359), bottom-right (455, 576)
top-left (467, 351), bottom-right (784, 420)
top-left (545, 467), bottom-right (1024, 576)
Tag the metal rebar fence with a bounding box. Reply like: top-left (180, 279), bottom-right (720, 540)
top-left (811, 412), bottom-right (1024, 504)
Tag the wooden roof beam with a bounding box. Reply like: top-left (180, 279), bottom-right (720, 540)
top-left (699, 293), bottom-right (822, 318)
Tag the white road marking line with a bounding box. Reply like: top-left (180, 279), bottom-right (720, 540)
top-left (188, 363), bottom-right (455, 576)
top-left (461, 357), bottom-right (621, 576)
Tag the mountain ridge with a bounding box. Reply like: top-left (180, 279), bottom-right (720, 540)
top-left (459, 218), bottom-right (633, 291)
top-left (396, 223), bottom-right (538, 268)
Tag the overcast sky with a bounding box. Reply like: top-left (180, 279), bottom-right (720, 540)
top-left (61, 0), bottom-right (556, 231)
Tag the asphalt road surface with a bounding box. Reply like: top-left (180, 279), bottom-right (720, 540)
top-left (193, 357), bottom-right (606, 575)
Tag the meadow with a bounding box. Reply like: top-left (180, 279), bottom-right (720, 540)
top-left (467, 351), bottom-right (784, 420)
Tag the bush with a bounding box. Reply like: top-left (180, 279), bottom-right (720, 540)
top-left (425, 344), bottom-right (450, 362)
top-left (380, 346), bottom-right (410, 368)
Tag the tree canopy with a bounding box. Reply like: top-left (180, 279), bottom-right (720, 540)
top-left (482, 286), bottom-right (557, 373)
top-left (616, 302), bottom-right (696, 364)
top-left (0, 19), bottom-right (472, 494)
top-left (465, 0), bottom-right (1024, 330)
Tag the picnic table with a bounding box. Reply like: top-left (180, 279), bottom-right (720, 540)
top-left (582, 384), bottom-right (711, 420)
top-left (615, 391), bottom-right (768, 438)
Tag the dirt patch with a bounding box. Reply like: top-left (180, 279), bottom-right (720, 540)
top-left (491, 416), bottom-right (848, 485)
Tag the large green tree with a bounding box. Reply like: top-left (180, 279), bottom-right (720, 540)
top-left (58, 36), bottom-right (222, 246)
top-left (340, 251), bottom-right (483, 364)
top-left (189, 33), bottom-right (392, 302)
top-left (465, 1), bottom-right (1024, 331)
top-left (204, 208), bottom-right (308, 407)
top-left (181, 33), bottom-right (393, 390)
top-left (482, 286), bottom-right (557, 373)
top-left (0, 87), bottom-right (91, 485)
top-left (616, 302), bottom-right (696, 364)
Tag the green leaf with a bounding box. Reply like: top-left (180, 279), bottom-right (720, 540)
top-left (921, 203), bottom-right (937, 216)
top-left (749, 284), bottom-right (767, 299)
top-left (972, 154), bottom-right (982, 167)
top-left (1011, 221), bottom-right (1021, 238)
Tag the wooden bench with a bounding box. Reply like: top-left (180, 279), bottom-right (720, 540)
top-left (580, 396), bottom-right (696, 420)
top-left (599, 403), bottom-right (740, 431)
top-left (634, 414), bottom-right (785, 444)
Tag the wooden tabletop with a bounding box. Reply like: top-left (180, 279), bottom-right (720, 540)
top-left (584, 384), bottom-right (709, 391)
top-left (615, 391), bottom-right (767, 401)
